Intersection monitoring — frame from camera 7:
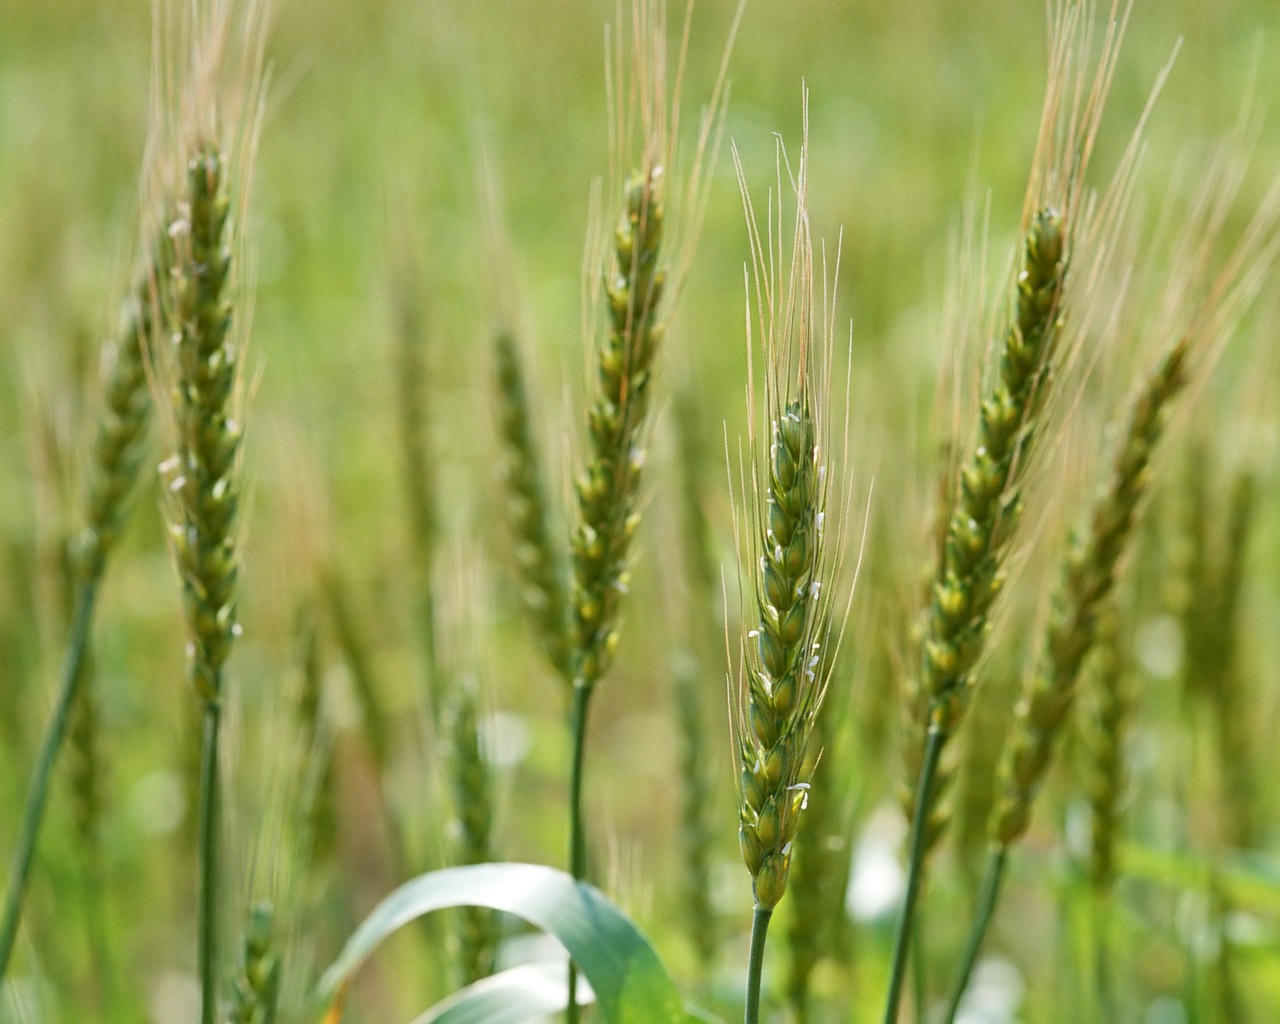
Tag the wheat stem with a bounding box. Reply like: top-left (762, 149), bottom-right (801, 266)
top-left (197, 701), bottom-right (222, 1024)
top-left (882, 723), bottom-right (943, 1024)
top-left (0, 581), bottom-right (97, 979)
top-left (744, 906), bottom-right (774, 1024)
top-left (942, 844), bottom-right (1008, 1023)
top-left (566, 680), bottom-right (592, 1024)
top-left (0, 233), bottom-right (166, 982)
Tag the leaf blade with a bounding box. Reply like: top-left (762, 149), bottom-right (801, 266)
top-left (316, 862), bottom-right (685, 1024)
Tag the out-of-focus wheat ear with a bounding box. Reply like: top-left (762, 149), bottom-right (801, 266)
top-left (1162, 442), bottom-right (1206, 701)
top-left (0, 225), bottom-right (179, 983)
top-left (952, 666), bottom-right (1017, 889)
top-left (944, 339), bottom-right (1189, 1024)
top-left (670, 391), bottom-right (722, 970)
top-left (392, 251), bottom-right (442, 718)
top-left (322, 572), bottom-right (391, 775)
top-left (64, 616), bottom-right (116, 1012)
top-left (446, 682), bottom-right (498, 985)
top-left (292, 604), bottom-right (336, 874)
top-left (570, 165), bottom-right (667, 691)
top-left (320, 570), bottom-right (407, 872)
top-left (227, 901), bottom-right (281, 1024)
top-left (671, 655), bottom-right (717, 968)
top-left (1079, 596), bottom-right (1129, 1021)
top-left (77, 239), bottom-right (172, 582)
top-left (992, 337), bottom-right (1188, 847)
top-left (493, 329), bottom-right (572, 681)
top-left (1082, 600), bottom-right (1129, 894)
top-left (1205, 469), bottom-right (1258, 849)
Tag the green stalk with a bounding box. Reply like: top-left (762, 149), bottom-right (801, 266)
top-left (745, 906), bottom-right (773, 1024)
top-left (943, 845), bottom-right (1008, 1023)
top-left (198, 697), bottom-right (222, 1024)
top-left (882, 724), bottom-right (944, 1024)
top-left (568, 683), bottom-right (592, 881)
top-left (1090, 890), bottom-right (1114, 1021)
top-left (0, 582), bottom-right (97, 978)
top-left (566, 681), bottom-right (592, 1024)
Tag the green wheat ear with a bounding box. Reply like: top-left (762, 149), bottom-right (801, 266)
top-left (570, 167), bottom-right (666, 691)
top-left (163, 143), bottom-right (242, 704)
top-left (903, 208), bottom-right (1068, 852)
top-left (494, 328), bottom-right (572, 680)
top-left (1082, 599), bottom-right (1130, 893)
top-left (992, 336), bottom-right (1188, 847)
top-left (737, 397), bottom-right (828, 911)
top-left (78, 241), bottom-right (172, 582)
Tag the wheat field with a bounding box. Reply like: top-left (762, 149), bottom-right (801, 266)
top-left (1, 1), bottom-right (1279, 1022)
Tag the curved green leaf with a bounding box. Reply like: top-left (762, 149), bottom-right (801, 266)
top-left (411, 961), bottom-right (587, 1024)
top-left (316, 863), bottom-right (685, 1024)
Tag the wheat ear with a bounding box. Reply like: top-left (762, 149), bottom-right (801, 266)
top-left (1082, 601), bottom-right (1129, 895)
top-left (570, 167), bottom-right (667, 692)
top-left (160, 143), bottom-right (243, 1024)
top-left (943, 338), bottom-right (1189, 1023)
top-left (671, 392), bottom-right (722, 969)
top-left (0, 244), bottom-right (172, 980)
top-left (730, 103), bottom-right (848, 1023)
top-left (992, 337), bottom-right (1188, 845)
top-left (494, 329), bottom-right (572, 679)
top-left (886, 209), bottom-right (1068, 1024)
top-left (447, 684), bottom-right (499, 984)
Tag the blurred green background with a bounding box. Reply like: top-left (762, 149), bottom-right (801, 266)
top-left (1, 1), bottom-right (1278, 1021)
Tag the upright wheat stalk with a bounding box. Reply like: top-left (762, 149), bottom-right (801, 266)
top-left (0, 236), bottom-right (168, 983)
top-left (161, 141), bottom-right (244, 1024)
top-left (943, 338), bottom-right (1189, 1021)
top-left (558, 2), bottom-right (739, 1016)
top-left (884, 5), bottom-right (1139, 1015)
top-left (730, 105), bottom-right (849, 1024)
